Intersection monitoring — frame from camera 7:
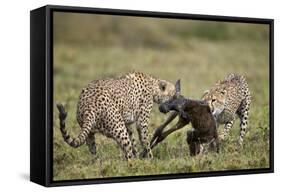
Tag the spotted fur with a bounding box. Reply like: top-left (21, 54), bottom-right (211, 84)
top-left (202, 73), bottom-right (251, 146)
top-left (57, 72), bottom-right (180, 160)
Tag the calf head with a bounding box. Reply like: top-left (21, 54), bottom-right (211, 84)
top-left (159, 95), bottom-right (189, 120)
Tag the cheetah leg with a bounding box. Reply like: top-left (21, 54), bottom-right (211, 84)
top-left (86, 132), bottom-right (96, 155)
top-left (112, 123), bottom-right (135, 160)
top-left (137, 123), bottom-right (152, 158)
top-left (237, 98), bottom-right (251, 146)
top-left (221, 120), bottom-right (234, 140)
top-left (101, 101), bottom-right (135, 160)
top-left (134, 103), bottom-right (154, 159)
top-left (136, 114), bottom-right (153, 158)
top-left (126, 124), bottom-right (138, 157)
top-left (139, 112), bottom-right (179, 158)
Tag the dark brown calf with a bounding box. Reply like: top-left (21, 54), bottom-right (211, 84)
top-left (144, 95), bottom-right (219, 157)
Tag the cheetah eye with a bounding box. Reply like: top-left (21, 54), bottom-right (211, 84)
top-left (221, 90), bottom-right (227, 95)
top-left (159, 82), bottom-right (167, 91)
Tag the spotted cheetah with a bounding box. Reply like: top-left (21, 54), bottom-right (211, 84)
top-left (202, 73), bottom-right (251, 146)
top-left (56, 72), bottom-right (180, 160)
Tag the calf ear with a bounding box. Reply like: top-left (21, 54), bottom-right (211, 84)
top-left (175, 79), bottom-right (181, 94)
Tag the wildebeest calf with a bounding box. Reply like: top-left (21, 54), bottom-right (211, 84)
top-left (148, 95), bottom-right (219, 156)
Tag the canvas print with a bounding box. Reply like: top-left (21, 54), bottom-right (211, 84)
top-left (53, 11), bottom-right (270, 181)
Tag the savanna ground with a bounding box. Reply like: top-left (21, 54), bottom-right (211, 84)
top-left (53, 12), bottom-right (270, 181)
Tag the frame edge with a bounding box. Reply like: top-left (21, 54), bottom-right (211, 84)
top-left (30, 6), bottom-right (48, 186)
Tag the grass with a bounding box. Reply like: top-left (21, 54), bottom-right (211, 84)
top-left (53, 13), bottom-right (270, 181)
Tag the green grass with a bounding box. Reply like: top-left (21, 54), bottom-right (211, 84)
top-left (53, 13), bottom-right (270, 181)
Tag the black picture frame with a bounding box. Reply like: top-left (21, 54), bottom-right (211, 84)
top-left (30, 5), bottom-right (274, 187)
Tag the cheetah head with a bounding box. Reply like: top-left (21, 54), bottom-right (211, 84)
top-left (153, 79), bottom-right (181, 104)
top-left (201, 88), bottom-right (227, 118)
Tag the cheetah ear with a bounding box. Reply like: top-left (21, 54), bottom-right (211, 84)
top-left (159, 80), bottom-right (167, 91)
top-left (175, 79), bottom-right (181, 94)
top-left (201, 90), bottom-right (209, 99)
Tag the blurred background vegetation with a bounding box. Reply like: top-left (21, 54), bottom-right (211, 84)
top-left (53, 12), bottom-right (270, 181)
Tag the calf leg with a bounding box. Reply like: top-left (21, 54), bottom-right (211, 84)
top-left (150, 111), bottom-right (178, 146)
top-left (150, 117), bottom-right (187, 149)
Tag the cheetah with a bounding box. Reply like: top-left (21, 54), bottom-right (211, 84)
top-left (56, 72), bottom-right (180, 160)
top-left (202, 73), bottom-right (251, 146)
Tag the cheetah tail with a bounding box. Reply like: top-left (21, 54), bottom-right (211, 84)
top-left (56, 102), bottom-right (90, 148)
